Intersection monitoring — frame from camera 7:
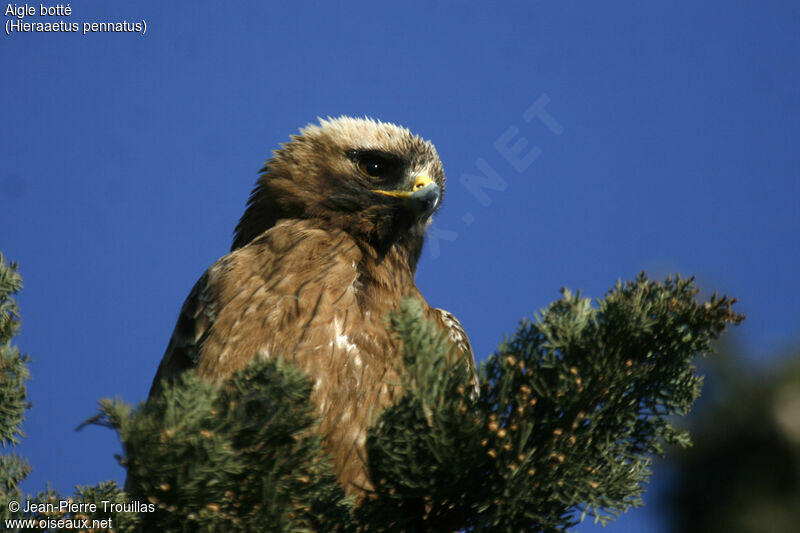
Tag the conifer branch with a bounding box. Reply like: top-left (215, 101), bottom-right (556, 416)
top-left (0, 253), bottom-right (744, 532)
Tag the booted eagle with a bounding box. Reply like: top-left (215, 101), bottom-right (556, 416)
top-left (147, 117), bottom-right (475, 497)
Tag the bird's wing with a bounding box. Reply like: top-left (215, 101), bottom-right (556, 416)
top-left (148, 225), bottom-right (360, 398)
top-left (148, 267), bottom-right (222, 397)
top-left (434, 307), bottom-right (479, 394)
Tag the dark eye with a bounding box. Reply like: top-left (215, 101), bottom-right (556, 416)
top-left (358, 156), bottom-right (388, 178)
top-left (347, 150), bottom-right (404, 181)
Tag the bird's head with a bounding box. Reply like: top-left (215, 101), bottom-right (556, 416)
top-left (232, 117), bottom-right (446, 267)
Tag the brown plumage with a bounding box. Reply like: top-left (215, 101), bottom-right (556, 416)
top-left (147, 117), bottom-right (475, 497)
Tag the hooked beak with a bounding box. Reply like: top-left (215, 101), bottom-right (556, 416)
top-left (375, 175), bottom-right (441, 216)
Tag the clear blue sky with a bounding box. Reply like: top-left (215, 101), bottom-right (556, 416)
top-left (2, 2), bottom-right (798, 531)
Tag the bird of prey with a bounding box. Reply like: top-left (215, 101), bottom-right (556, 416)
top-left (146, 117), bottom-right (475, 497)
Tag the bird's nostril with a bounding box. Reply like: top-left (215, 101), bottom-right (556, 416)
top-left (412, 175), bottom-right (432, 191)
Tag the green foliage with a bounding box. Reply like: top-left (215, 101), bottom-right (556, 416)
top-left (0, 453), bottom-right (31, 525)
top-left (358, 274), bottom-right (743, 531)
top-left (0, 253), bottom-right (743, 532)
top-left (475, 274), bottom-right (742, 529)
top-left (9, 483), bottom-right (140, 533)
top-left (0, 257), bottom-right (142, 532)
top-left (356, 298), bottom-right (488, 531)
top-left (0, 254), bottom-right (29, 449)
top-left (664, 346), bottom-right (800, 533)
top-left (94, 357), bottom-right (353, 532)
top-left (0, 254), bottom-right (33, 526)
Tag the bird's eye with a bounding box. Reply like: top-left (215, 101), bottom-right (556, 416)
top-left (348, 150), bottom-right (404, 181)
top-left (358, 156), bottom-right (387, 178)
